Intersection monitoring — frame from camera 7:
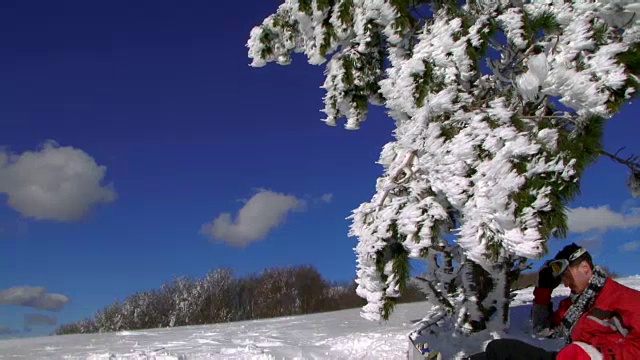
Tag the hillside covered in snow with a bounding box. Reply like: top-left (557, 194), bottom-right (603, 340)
top-left (0, 275), bottom-right (638, 359)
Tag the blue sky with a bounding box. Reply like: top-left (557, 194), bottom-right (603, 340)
top-left (0, 0), bottom-right (639, 338)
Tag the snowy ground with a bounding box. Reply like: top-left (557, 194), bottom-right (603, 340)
top-left (1, 275), bottom-right (638, 359)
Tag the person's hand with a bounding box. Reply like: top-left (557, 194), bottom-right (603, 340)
top-left (537, 261), bottom-right (561, 289)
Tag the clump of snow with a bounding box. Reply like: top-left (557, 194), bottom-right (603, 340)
top-left (517, 53), bottom-right (550, 102)
top-left (497, 8), bottom-right (528, 50)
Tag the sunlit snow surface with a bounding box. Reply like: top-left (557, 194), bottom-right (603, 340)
top-left (1, 276), bottom-right (638, 359)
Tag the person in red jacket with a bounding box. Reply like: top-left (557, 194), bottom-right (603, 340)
top-left (466, 243), bottom-right (640, 360)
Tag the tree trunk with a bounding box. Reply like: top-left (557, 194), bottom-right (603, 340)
top-left (462, 260), bottom-right (511, 332)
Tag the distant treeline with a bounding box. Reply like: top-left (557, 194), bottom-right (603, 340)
top-left (54, 264), bottom-right (620, 336)
top-left (54, 265), bottom-right (425, 335)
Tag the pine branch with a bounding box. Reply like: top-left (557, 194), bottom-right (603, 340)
top-left (414, 275), bottom-right (455, 310)
top-left (601, 147), bottom-right (640, 172)
top-left (621, 12), bottom-right (636, 29)
top-left (488, 58), bottom-right (513, 83)
top-left (411, 310), bottom-right (449, 335)
top-left (488, 38), bottom-right (507, 52)
top-left (519, 115), bottom-right (572, 120)
top-left (376, 150), bottom-right (417, 209)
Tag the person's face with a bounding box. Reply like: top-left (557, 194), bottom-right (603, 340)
top-left (561, 261), bottom-right (591, 293)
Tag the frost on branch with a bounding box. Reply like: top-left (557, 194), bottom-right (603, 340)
top-left (247, 0), bottom-right (417, 130)
top-left (248, 0), bottom-right (640, 333)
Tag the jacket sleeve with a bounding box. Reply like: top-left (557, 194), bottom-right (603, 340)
top-left (532, 287), bottom-right (553, 331)
top-left (532, 287), bottom-right (571, 333)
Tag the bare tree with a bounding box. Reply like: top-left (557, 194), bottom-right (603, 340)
top-left (292, 265), bottom-right (329, 314)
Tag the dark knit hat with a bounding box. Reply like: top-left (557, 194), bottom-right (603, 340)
top-left (554, 242), bottom-right (587, 262)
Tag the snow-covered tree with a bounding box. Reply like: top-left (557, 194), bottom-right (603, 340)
top-left (120, 291), bottom-right (159, 329)
top-left (76, 318), bottom-right (98, 334)
top-left (199, 268), bottom-right (235, 323)
top-left (94, 301), bottom-right (125, 332)
top-left (247, 0), bottom-right (640, 336)
top-left (254, 267), bottom-right (298, 318)
top-left (53, 318), bottom-right (97, 335)
top-left (161, 276), bottom-right (200, 327)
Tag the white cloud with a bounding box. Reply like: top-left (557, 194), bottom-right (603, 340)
top-left (620, 241), bottom-right (640, 252)
top-left (0, 141), bottom-right (116, 221)
top-left (321, 193), bottom-right (333, 203)
top-left (201, 189), bottom-right (306, 247)
top-left (567, 206), bottom-right (640, 233)
top-left (0, 286), bottom-right (69, 311)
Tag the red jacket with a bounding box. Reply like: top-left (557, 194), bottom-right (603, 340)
top-left (533, 277), bottom-right (640, 360)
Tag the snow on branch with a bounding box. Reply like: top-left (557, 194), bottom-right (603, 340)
top-left (248, 0), bottom-right (640, 331)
